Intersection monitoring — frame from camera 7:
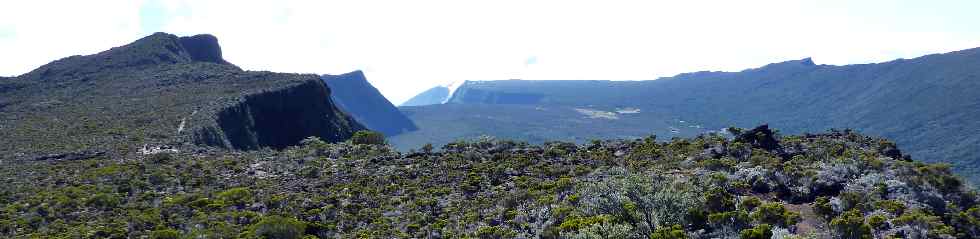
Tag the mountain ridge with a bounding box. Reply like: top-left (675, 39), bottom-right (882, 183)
top-left (394, 46), bottom-right (980, 183)
top-left (321, 70), bottom-right (417, 136)
top-left (400, 85), bottom-right (450, 106)
top-left (0, 32), bottom-right (364, 158)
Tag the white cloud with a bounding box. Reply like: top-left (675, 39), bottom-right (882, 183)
top-left (0, 0), bottom-right (143, 76)
top-left (2, 0), bottom-right (979, 104)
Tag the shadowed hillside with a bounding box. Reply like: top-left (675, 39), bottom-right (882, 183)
top-left (322, 70), bottom-right (417, 136)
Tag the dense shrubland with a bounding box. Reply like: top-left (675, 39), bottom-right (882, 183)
top-left (0, 126), bottom-right (977, 238)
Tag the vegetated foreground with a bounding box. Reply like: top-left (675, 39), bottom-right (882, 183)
top-left (1, 126), bottom-right (977, 238)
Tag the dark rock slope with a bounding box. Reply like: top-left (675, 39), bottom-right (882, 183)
top-left (0, 32), bottom-right (363, 158)
top-left (321, 70), bottom-right (416, 136)
top-left (198, 79), bottom-right (363, 150)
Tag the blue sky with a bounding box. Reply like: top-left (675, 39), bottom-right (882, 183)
top-left (2, 0), bottom-right (979, 104)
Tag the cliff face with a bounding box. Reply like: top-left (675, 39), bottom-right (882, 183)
top-left (201, 80), bottom-right (363, 150)
top-left (177, 34), bottom-right (231, 64)
top-left (447, 86), bottom-right (544, 104)
top-left (321, 71), bottom-right (416, 136)
top-left (0, 32), bottom-right (364, 157)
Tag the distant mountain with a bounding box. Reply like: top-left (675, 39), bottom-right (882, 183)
top-left (393, 48), bottom-right (980, 183)
top-left (321, 70), bottom-right (417, 136)
top-left (401, 80), bottom-right (467, 106)
top-left (0, 32), bottom-right (364, 158)
top-left (400, 86), bottom-right (449, 106)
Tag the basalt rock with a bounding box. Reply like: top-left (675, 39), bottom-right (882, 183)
top-left (197, 80), bottom-right (364, 150)
top-left (177, 34), bottom-right (231, 64)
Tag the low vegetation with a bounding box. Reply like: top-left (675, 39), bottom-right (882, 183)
top-left (0, 126), bottom-right (977, 238)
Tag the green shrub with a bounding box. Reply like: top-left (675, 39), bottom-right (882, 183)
top-left (150, 228), bottom-right (180, 239)
top-left (250, 216), bottom-right (307, 239)
top-left (650, 224), bottom-right (688, 239)
top-left (475, 225), bottom-right (517, 239)
top-left (187, 197), bottom-right (213, 209)
top-left (739, 224), bottom-right (772, 239)
top-left (873, 200), bottom-right (906, 215)
top-left (814, 196), bottom-right (835, 218)
top-left (839, 192), bottom-right (868, 212)
top-left (705, 187), bottom-right (735, 213)
top-left (299, 166), bottom-right (320, 178)
top-left (708, 210), bottom-right (751, 229)
top-left (86, 193), bottom-right (121, 209)
top-left (351, 130), bottom-right (385, 145)
top-left (950, 206), bottom-right (980, 238)
top-left (867, 214), bottom-right (887, 230)
top-left (217, 187), bottom-right (253, 207)
top-left (702, 158), bottom-right (737, 171)
top-left (299, 136), bottom-right (326, 147)
top-left (830, 209), bottom-right (872, 239)
top-left (687, 208), bottom-right (708, 230)
top-left (462, 171), bottom-right (483, 193)
top-left (916, 164), bottom-right (963, 193)
top-left (892, 209), bottom-right (955, 237)
top-left (740, 196), bottom-right (762, 211)
top-left (559, 215), bottom-right (611, 232)
top-left (751, 202), bottom-right (800, 227)
top-left (149, 153), bottom-right (173, 163)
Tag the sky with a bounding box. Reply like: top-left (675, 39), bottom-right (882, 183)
top-left (1, 0), bottom-right (979, 105)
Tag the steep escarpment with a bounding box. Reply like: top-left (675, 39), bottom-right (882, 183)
top-left (196, 80), bottom-right (364, 150)
top-left (444, 80), bottom-right (614, 105)
top-left (321, 70), bottom-right (416, 136)
top-left (0, 32), bottom-right (363, 158)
